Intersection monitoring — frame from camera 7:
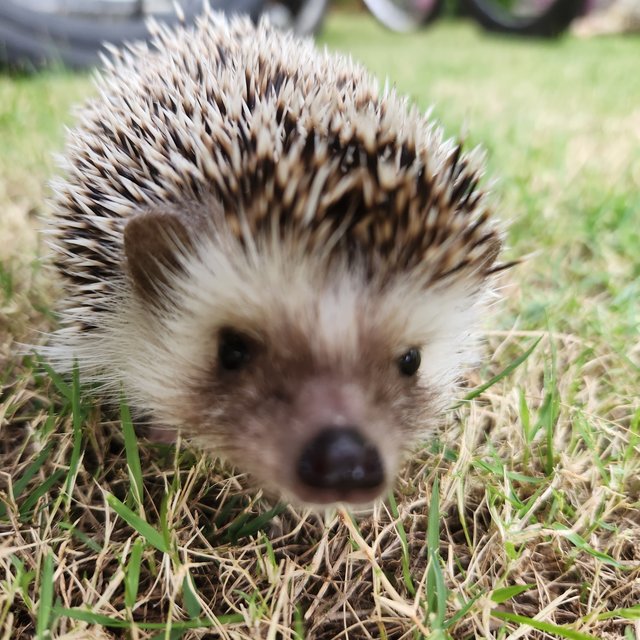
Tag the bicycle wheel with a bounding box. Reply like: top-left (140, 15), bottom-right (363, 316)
top-left (0, 0), bottom-right (265, 70)
top-left (263, 0), bottom-right (330, 35)
top-left (461, 0), bottom-right (584, 37)
top-left (363, 0), bottom-right (445, 32)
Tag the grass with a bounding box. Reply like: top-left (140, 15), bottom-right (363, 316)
top-left (1, 10), bottom-right (639, 639)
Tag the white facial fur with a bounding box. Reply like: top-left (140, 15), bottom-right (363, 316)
top-left (90, 233), bottom-right (485, 503)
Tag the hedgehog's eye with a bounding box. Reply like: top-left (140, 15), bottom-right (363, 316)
top-left (398, 348), bottom-right (421, 377)
top-left (218, 328), bottom-right (252, 371)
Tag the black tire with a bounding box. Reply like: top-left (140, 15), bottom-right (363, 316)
top-left (461, 0), bottom-right (584, 37)
top-left (362, 0), bottom-right (445, 32)
top-left (267, 0), bottom-right (330, 35)
top-left (0, 0), bottom-right (265, 71)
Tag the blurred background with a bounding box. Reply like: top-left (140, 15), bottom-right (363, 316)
top-left (0, 0), bottom-right (638, 341)
top-left (0, 0), bottom-right (638, 70)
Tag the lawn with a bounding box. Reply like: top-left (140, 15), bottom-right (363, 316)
top-left (1, 11), bottom-right (639, 639)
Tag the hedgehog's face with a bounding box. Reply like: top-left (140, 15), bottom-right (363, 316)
top-left (184, 305), bottom-right (435, 506)
top-left (124, 209), bottom-right (481, 506)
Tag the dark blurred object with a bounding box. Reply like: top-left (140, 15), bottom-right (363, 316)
top-left (359, 0), bottom-right (585, 35)
top-left (461, 0), bottom-right (585, 36)
top-left (0, 0), bottom-right (329, 71)
top-left (571, 0), bottom-right (640, 35)
top-left (0, 0), bottom-right (263, 70)
top-left (362, 0), bottom-right (444, 31)
top-left (263, 0), bottom-right (329, 34)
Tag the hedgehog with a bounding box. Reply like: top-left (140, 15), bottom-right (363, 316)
top-left (44, 9), bottom-right (505, 506)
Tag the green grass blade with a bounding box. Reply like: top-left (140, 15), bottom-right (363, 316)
top-left (20, 470), bottom-right (66, 519)
top-left (594, 605), bottom-right (640, 621)
top-left (427, 478), bottom-right (440, 561)
top-left (36, 552), bottom-right (54, 640)
top-left (293, 604), bottom-right (305, 640)
top-left (388, 490), bottom-right (416, 597)
top-left (53, 607), bottom-right (130, 628)
top-left (541, 329), bottom-right (559, 475)
top-left (39, 359), bottom-right (72, 403)
top-left (225, 503), bottom-right (287, 542)
top-left (518, 387), bottom-right (532, 442)
top-left (0, 263), bottom-right (14, 300)
top-left (106, 493), bottom-right (169, 554)
top-left (223, 511), bottom-right (251, 543)
top-left (551, 524), bottom-right (623, 568)
top-left (10, 554), bottom-right (36, 610)
top-left (124, 537), bottom-right (145, 610)
top-left (462, 337), bottom-right (542, 403)
top-left (159, 492), bottom-right (172, 553)
top-left (260, 533), bottom-right (277, 569)
top-left (64, 364), bottom-right (84, 501)
top-left (0, 441), bottom-right (54, 520)
top-left (444, 591), bottom-right (482, 629)
top-left (425, 478), bottom-right (447, 629)
top-left (150, 630), bottom-right (184, 640)
top-left (13, 441), bottom-right (55, 498)
top-left (540, 392), bottom-right (559, 475)
top-left (182, 573), bottom-right (202, 619)
top-left (53, 606), bottom-right (244, 629)
top-left (120, 397), bottom-right (144, 511)
top-left (491, 584), bottom-right (534, 604)
top-left (59, 522), bottom-right (102, 553)
top-left (493, 610), bottom-right (599, 640)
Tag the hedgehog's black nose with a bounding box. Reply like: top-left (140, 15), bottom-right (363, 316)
top-left (297, 427), bottom-right (384, 492)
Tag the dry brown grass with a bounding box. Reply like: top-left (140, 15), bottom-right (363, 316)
top-left (3, 329), bottom-right (639, 638)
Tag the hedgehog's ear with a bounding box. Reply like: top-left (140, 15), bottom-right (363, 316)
top-left (124, 208), bottom-right (197, 304)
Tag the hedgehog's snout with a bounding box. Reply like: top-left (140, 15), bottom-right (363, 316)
top-left (296, 427), bottom-right (384, 498)
top-left (264, 375), bottom-right (393, 504)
